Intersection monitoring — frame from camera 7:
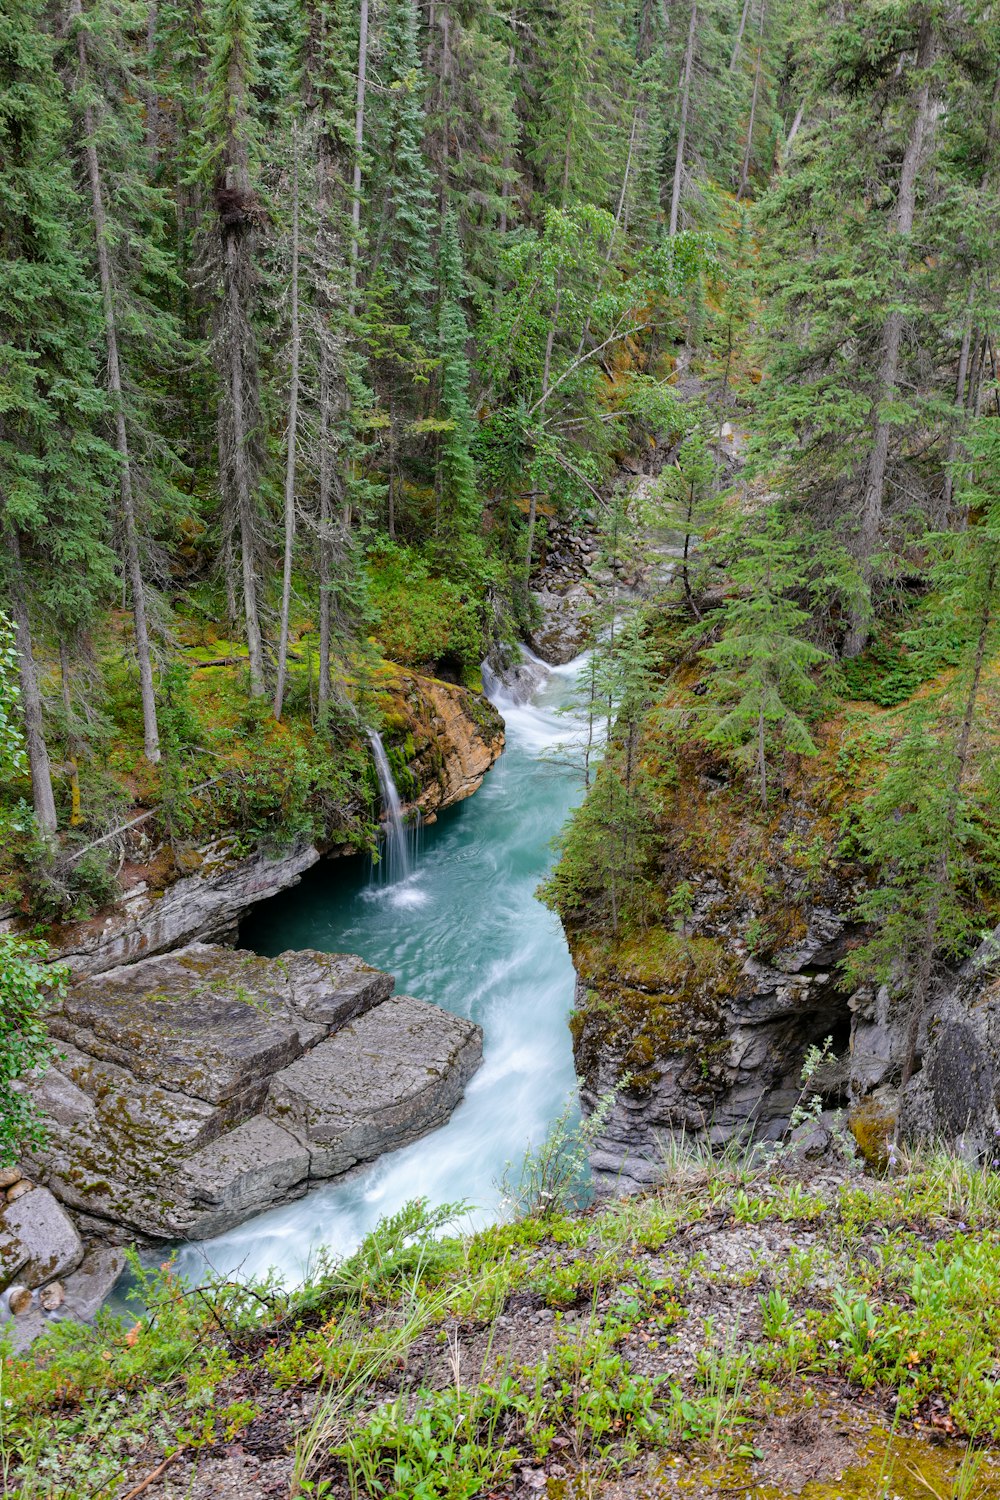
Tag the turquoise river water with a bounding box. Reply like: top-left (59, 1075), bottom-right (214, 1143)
top-left (170, 656), bottom-right (589, 1288)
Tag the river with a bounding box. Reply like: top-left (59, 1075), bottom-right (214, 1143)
top-left (169, 655), bottom-right (589, 1287)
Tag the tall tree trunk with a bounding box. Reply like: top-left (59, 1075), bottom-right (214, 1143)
top-left (944, 301), bottom-right (974, 512)
top-left (348, 0), bottom-right (369, 319)
top-left (72, 0), bottom-right (161, 761)
top-left (145, 0), bottom-right (159, 166)
top-left (498, 44), bottom-right (515, 236)
top-left (5, 527), bottom-right (57, 834)
top-left (343, 0), bottom-right (369, 533)
top-left (943, 73), bottom-right (1000, 512)
top-left (223, 219), bottom-right (266, 697)
top-left (737, 2), bottom-right (764, 198)
top-left (59, 639), bottom-right (83, 827)
top-left (273, 126), bottom-right (301, 722)
top-left (669, 1), bottom-right (697, 237)
top-left (526, 277), bottom-right (562, 571)
top-left (318, 351), bottom-right (334, 712)
top-left (845, 14), bottom-right (936, 657)
top-left (729, 0), bottom-right (752, 70)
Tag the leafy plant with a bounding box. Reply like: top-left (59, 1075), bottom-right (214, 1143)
top-left (0, 935), bottom-right (66, 1163)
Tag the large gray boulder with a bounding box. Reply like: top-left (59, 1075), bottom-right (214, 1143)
top-left (26, 943), bottom-right (482, 1239)
top-left (0, 1186), bottom-right (83, 1291)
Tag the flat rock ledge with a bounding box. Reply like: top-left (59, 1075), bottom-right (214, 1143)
top-left (23, 942), bottom-right (482, 1243)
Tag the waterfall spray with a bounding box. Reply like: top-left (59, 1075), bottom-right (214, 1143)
top-left (368, 731), bottom-right (411, 884)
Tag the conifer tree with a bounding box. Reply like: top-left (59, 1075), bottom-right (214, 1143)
top-left (65, 0), bottom-right (182, 764)
top-left (203, 0), bottom-right (268, 696)
top-left (368, 0), bottom-right (436, 331)
top-left (695, 512), bottom-right (829, 809)
top-left (0, 3), bottom-right (116, 831)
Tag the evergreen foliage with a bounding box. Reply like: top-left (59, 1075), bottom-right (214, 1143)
top-left (2, 0), bottom-right (999, 1123)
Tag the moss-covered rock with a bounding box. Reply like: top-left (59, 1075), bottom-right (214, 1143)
top-left (26, 943), bottom-right (482, 1241)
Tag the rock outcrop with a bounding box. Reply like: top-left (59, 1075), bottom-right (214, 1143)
top-left (393, 673), bottom-right (505, 817)
top-left (25, 943), bottom-right (482, 1240)
top-left (20, 843), bottom-right (321, 980)
top-left (898, 928), bottom-right (1000, 1157)
top-left (568, 704), bottom-right (1000, 1190)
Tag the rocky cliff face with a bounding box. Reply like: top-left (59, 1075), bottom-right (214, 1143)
top-left (565, 722), bottom-right (1000, 1191)
top-left (386, 670), bottom-right (505, 819)
top-left (24, 943), bottom-right (482, 1241)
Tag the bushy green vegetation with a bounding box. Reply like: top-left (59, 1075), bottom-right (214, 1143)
top-left (7, 1155), bottom-right (1000, 1496)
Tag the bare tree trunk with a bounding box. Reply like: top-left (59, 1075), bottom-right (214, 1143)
top-left (730, 0), bottom-right (752, 69)
top-left (5, 527), bottom-right (57, 833)
top-left (499, 44), bottom-right (515, 235)
top-left (224, 224), bottom-right (267, 697)
top-left (845, 15), bottom-right (936, 656)
top-left (669, 1), bottom-right (697, 237)
top-left (145, 0), bottom-right (159, 166)
top-left (783, 100), bottom-right (804, 154)
top-left (59, 639), bottom-right (83, 827)
top-left (526, 278), bottom-right (562, 571)
top-left (944, 302), bottom-right (974, 512)
top-left (71, 0), bottom-right (160, 762)
top-left (343, 0), bottom-right (370, 534)
top-left (737, 2), bottom-right (765, 198)
top-left (273, 125), bottom-right (301, 722)
top-left (348, 0), bottom-right (369, 319)
top-left (318, 351), bottom-right (334, 712)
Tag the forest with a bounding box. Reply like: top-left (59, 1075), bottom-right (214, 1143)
top-left (4, 0), bottom-right (1000, 1492)
top-left (2, 0), bottom-right (999, 939)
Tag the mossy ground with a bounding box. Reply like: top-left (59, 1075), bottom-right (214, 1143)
top-left (6, 1154), bottom-right (1000, 1498)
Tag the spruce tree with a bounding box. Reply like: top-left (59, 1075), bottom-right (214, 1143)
top-left (202, 0), bottom-right (269, 695)
top-left (694, 512), bottom-right (829, 809)
top-left (0, 3), bottom-right (116, 831)
top-left (64, 0), bottom-right (185, 764)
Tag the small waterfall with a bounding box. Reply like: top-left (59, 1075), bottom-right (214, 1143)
top-left (368, 731), bottom-right (412, 884)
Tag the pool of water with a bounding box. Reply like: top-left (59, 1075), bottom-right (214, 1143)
top-left (169, 655), bottom-right (589, 1287)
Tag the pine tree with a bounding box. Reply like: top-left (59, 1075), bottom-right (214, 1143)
top-left (695, 512), bottom-right (829, 809)
top-left (0, 3), bottom-right (116, 832)
top-left (64, 0), bottom-right (185, 764)
top-left (368, 0), bottom-right (436, 331)
top-left (202, 0), bottom-right (268, 695)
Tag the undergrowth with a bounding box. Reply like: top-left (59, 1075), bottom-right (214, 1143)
top-left (5, 1147), bottom-right (1000, 1497)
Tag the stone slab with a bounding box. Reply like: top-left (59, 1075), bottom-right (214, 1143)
top-left (183, 1115), bottom-right (311, 1238)
top-left (267, 995), bottom-right (483, 1178)
top-left (50, 946), bottom-right (303, 1105)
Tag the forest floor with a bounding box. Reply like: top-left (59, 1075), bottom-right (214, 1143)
top-left (6, 1148), bottom-right (1000, 1500)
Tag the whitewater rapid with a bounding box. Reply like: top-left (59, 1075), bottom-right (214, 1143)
top-left (169, 653), bottom-right (589, 1287)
